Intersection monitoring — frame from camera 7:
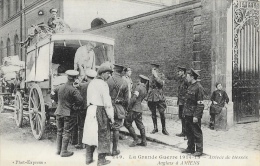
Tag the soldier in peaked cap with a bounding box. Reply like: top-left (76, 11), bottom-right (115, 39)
top-left (51, 70), bottom-right (83, 157)
top-left (182, 68), bottom-right (205, 157)
top-left (125, 75), bottom-right (149, 147)
top-left (147, 63), bottom-right (169, 135)
top-left (106, 64), bottom-right (129, 156)
top-left (48, 8), bottom-right (59, 29)
top-left (176, 66), bottom-right (189, 139)
top-left (74, 69), bottom-right (97, 149)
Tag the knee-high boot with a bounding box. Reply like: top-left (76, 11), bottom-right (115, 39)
top-left (60, 137), bottom-right (74, 157)
top-left (161, 114), bottom-right (169, 135)
top-left (75, 129), bottom-right (84, 149)
top-left (127, 126), bottom-right (140, 147)
top-left (56, 135), bottom-right (62, 155)
top-left (150, 117), bottom-right (158, 134)
top-left (137, 128), bottom-right (147, 146)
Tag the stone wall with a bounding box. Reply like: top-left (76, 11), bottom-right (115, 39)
top-left (86, 1), bottom-right (213, 97)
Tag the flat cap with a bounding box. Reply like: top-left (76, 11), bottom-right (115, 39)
top-left (139, 75), bottom-right (149, 81)
top-left (98, 65), bottom-right (113, 75)
top-left (49, 8), bottom-right (58, 13)
top-left (85, 69), bottom-right (97, 78)
top-left (189, 68), bottom-right (200, 77)
top-left (178, 66), bottom-right (186, 72)
top-left (151, 63), bottom-right (160, 68)
top-left (65, 70), bottom-right (79, 76)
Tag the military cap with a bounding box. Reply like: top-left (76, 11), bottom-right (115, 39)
top-left (178, 66), bottom-right (186, 72)
top-left (113, 64), bottom-right (125, 71)
top-left (215, 82), bottom-right (221, 88)
top-left (151, 63), bottom-right (160, 68)
top-left (65, 70), bottom-right (79, 76)
top-left (85, 69), bottom-right (97, 78)
top-left (49, 8), bottom-right (58, 13)
top-left (139, 75), bottom-right (149, 81)
top-left (98, 65), bottom-right (113, 75)
top-left (189, 68), bottom-right (200, 77)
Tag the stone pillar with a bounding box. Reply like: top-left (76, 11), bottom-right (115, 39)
top-left (211, 0), bottom-right (234, 128)
top-left (226, 2), bottom-right (234, 128)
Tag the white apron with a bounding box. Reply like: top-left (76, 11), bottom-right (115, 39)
top-left (82, 105), bottom-right (98, 146)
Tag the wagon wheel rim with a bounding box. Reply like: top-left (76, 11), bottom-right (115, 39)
top-left (29, 84), bottom-right (46, 140)
top-left (0, 96), bottom-right (4, 113)
top-left (14, 92), bottom-right (23, 127)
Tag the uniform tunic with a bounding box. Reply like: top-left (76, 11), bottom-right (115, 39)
top-left (128, 82), bottom-right (147, 113)
top-left (125, 82), bottom-right (147, 130)
top-left (107, 72), bottom-right (128, 125)
top-left (82, 78), bottom-right (114, 153)
top-left (147, 72), bottom-right (166, 102)
top-left (183, 81), bottom-right (204, 118)
top-left (52, 82), bottom-right (83, 117)
top-left (147, 72), bottom-right (166, 115)
top-left (177, 76), bottom-right (189, 106)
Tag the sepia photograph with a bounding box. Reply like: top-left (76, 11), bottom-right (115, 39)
top-left (0, 0), bottom-right (259, 166)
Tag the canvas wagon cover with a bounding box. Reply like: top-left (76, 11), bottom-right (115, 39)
top-left (26, 43), bottom-right (54, 82)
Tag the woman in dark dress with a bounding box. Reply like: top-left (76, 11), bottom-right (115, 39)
top-left (209, 83), bottom-right (229, 130)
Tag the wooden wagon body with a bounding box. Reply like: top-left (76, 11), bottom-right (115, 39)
top-left (13, 33), bottom-right (115, 139)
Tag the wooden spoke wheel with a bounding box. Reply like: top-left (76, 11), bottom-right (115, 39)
top-left (29, 84), bottom-right (46, 140)
top-left (14, 91), bottom-right (23, 127)
top-left (0, 95), bottom-right (4, 113)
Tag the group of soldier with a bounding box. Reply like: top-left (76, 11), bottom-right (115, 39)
top-left (51, 62), bottom-right (207, 165)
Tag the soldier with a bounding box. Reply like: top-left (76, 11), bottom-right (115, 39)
top-left (147, 63), bottom-right (169, 135)
top-left (82, 65), bottom-right (114, 165)
top-left (51, 70), bottom-right (83, 157)
top-left (125, 75), bottom-right (149, 147)
top-left (47, 8), bottom-right (71, 33)
top-left (74, 69), bottom-right (97, 149)
top-left (182, 69), bottom-right (205, 156)
top-left (107, 64), bottom-right (129, 156)
top-left (122, 67), bottom-right (133, 100)
top-left (176, 67), bottom-right (189, 139)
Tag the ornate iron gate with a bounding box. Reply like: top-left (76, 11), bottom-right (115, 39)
top-left (233, 1), bottom-right (260, 123)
